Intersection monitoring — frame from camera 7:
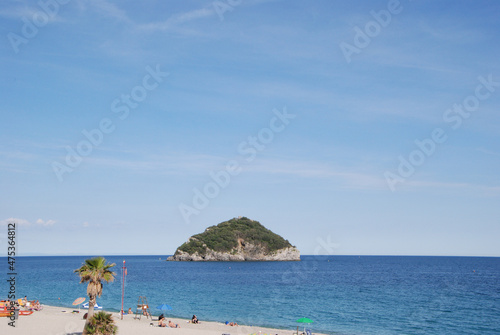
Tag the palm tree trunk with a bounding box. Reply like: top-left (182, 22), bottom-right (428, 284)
top-left (82, 296), bottom-right (96, 335)
top-left (88, 296), bottom-right (96, 319)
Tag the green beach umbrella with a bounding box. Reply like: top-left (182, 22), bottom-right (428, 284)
top-left (296, 317), bottom-right (313, 323)
top-left (296, 317), bottom-right (313, 333)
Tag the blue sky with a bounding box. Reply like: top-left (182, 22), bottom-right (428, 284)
top-left (1, 0), bottom-right (499, 256)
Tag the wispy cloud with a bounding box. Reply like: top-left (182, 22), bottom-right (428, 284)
top-left (243, 158), bottom-right (387, 190)
top-left (477, 147), bottom-right (500, 157)
top-left (87, 0), bottom-right (133, 24)
top-left (0, 6), bottom-right (38, 19)
top-left (238, 157), bottom-right (500, 195)
top-left (0, 150), bottom-right (40, 161)
top-left (0, 3), bottom-right (66, 22)
top-left (80, 0), bottom-right (215, 34)
top-left (67, 148), bottom-right (387, 190)
top-left (138, 7), bottom-right (215, 32)
top-left (405, 180), bottom-right (500, 195)
top-left (0, 218), bottom-right (57, 227)
top-left (0, 146), bottom-right (58, 174)
top-left (80, 150), bottom-right (228, 175)
top-left (36, 218), bottom-right (56, 226)
top-left (0, 217), bottom-right (31, 226)
top-left (417, 20), bottom-right (484, 44)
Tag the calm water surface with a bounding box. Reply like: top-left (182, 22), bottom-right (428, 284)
top-left (3, 255), bottom-right (499, 334)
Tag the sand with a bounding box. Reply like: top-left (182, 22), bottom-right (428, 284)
top-left (1, 305), bottom-right (325, 335)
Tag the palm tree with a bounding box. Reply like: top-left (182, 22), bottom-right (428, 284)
top-left (85, 311), bottom-right (118, 335)
top-left (74, 257), bottom-right (116, 333)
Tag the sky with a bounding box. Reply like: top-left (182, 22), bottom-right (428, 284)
top-left (0, 0), bottom-right (499, 257)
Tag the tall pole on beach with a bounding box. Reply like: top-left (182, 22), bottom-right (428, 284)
top-left (121, 260), bottom-right (126, 320)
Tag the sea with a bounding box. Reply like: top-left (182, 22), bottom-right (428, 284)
top-left (3, 255), bottom-right (499, 334)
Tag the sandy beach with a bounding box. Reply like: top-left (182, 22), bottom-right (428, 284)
top-left (1, 305), bottom-right (326, 335)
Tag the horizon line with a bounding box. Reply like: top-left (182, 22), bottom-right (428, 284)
top-left (5, 254), bottom-right (500, 258)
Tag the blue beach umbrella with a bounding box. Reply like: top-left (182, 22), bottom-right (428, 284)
top-left (156, 304), bottom-right (173, 312)
top-left (82, 302), bottom-right (102, 310)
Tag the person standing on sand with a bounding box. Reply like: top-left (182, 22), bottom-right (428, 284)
top-left (23, 296), bottom-right (30, 309)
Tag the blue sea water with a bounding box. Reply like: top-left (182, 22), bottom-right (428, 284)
top-left (2, 255), bottom-right (499, 334)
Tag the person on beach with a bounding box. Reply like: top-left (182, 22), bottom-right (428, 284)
top-left (32, 300), bottom-right (41, 311)
top-left (158, 315), bottom-right (168, 327)
top-left (168, 320), bottom-right (180, 328)
top-left (192, 315), bottom-right (199, 324)
top-left (24, 296), bottom-right (31, 309)
top-left (128, 308), bottom-right (133, 314)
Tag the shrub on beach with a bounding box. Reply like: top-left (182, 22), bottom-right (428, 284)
top-left (84, 311), bottom-right (118, 335)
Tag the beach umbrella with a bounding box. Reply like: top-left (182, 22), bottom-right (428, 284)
top-left (82, 302), bottom-right (102, 310)
top-left (156, 304), bottom-right (173, 311)
top-left (72, 297), bottom-right (85, 313)
top-left (296, 317), bottom-right (313, 333)
top-left (296, 317), bottom-right (313, 323)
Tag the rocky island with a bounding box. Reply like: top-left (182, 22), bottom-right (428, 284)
top-left (167, 217), bottom-right (300, 261)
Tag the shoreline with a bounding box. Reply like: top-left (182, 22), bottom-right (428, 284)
top-left (1, 305), bottom-right (328, 335)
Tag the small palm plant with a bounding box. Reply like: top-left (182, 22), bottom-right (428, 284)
top-left (85, 311), bottom-right (118, 335)
top-left (74, 257), bottom-right (116, 334)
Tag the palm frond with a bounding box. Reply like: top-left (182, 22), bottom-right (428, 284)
top-left (75, 257), bottom-right (116, 315)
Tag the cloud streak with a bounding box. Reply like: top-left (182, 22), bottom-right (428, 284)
top-left (138, 7), bottom-right (215, 33)
top-left (0, 217), bottom-right (31, 226)
top-left (36, 218), bottom-right (56, 226)
top-left (0, 218), bottom-right (56, 227)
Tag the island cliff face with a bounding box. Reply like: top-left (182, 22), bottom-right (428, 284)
top-left (167, 217), bottom-right (300, 261)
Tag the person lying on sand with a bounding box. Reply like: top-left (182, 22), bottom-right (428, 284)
top-left (30, 300), bottom-right (41, 311)
top-left (168, 320), bottom-right (180, 328)
top-left (225, 321), bottom-right (239, 326)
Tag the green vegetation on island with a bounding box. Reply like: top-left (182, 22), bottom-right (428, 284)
top-left (177, 217), bottom-right (294, 256)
